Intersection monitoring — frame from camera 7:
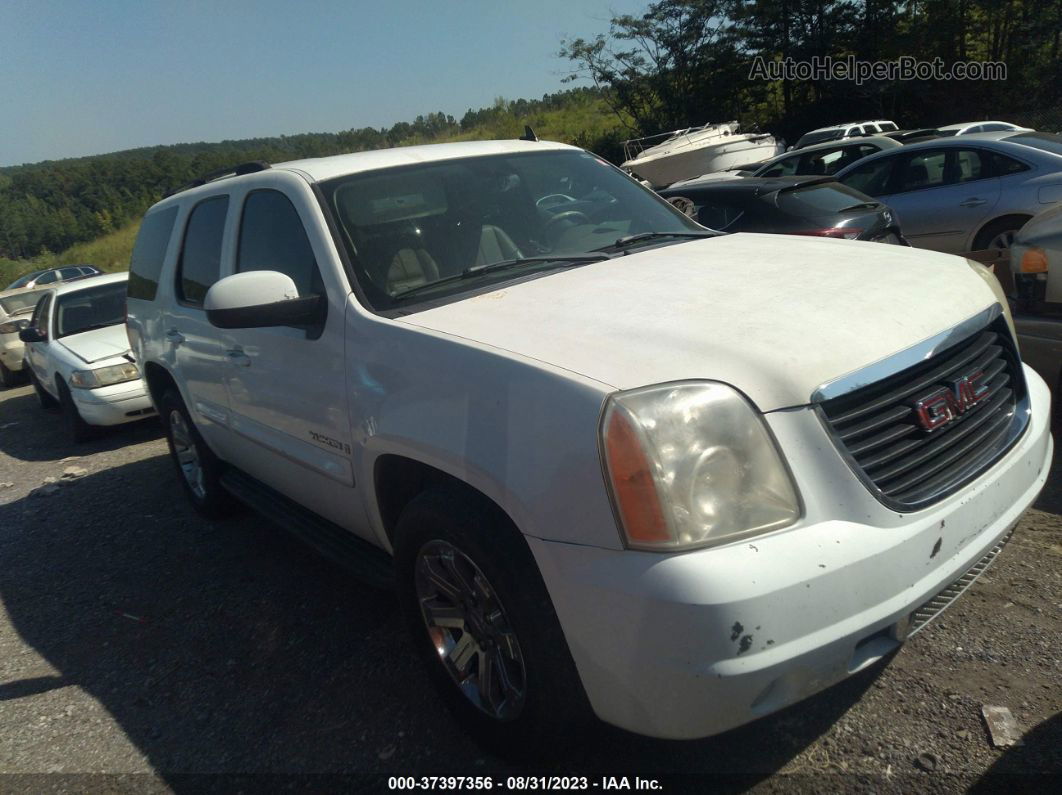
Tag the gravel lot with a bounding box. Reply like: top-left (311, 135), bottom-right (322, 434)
top-left (0, 381), bottom-right (1058, 792)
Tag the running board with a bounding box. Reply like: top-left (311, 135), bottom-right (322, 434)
top-left (220, 468), bottom-right (395, 590)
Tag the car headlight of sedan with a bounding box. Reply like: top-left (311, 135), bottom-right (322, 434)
top-left (69, 362), bottom-right (140, 389)
top-left (964, 258), bottom-right (1017, 343)
top-left (600, 381), bottom-right (800, 551)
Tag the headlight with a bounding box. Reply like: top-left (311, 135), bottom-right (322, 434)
top-left (600, 381), bottom-right (800, 551)
top-left (964, 258), bottom-right (1017, 342)
top-left (70, 362), bottom-right (140, 389)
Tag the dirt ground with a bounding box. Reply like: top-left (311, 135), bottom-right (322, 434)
top-left (0, 381), bottom-right (1058, 793)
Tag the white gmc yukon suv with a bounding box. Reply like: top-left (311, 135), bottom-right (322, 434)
top-left (126, 140), bottom-right (1053, 749)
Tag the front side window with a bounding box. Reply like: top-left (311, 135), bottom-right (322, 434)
top-left (757, 156), bottom-right (798, 177)
top-left (840, 156), bottom-right (895, 196)
top-left (55, 282), bottom-right (128, 338)
top-left (803, 148), bottom-right (846, 175)
top-left (237, 190), bottom-right (322, 297)
top-left (35, 271), bottom-right (58, 285)
top-left (177, 196), bottom-right (229, 305)
top-left (322, 150), bottom-right (700, 310)
top-left (29, 293), bottom-right (52, 334)
top-left (894, 150), bottom-right (949, 192)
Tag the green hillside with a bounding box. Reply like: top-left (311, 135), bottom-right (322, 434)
top-left (0, 88), bottom-right (627, 283)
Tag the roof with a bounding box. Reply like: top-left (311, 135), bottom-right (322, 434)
top-left (937, 121), bottom-right (1022, 131)
top-left (274, 139), bottom-right (577, 183)
top-left (659, 175), bottom-right (831, 196)
top-left (805, 120), bottom-right (895, 134)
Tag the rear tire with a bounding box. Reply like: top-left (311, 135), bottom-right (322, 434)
top-left (393, 488), bottom-right (593, 757)
top-left (28, 368), bottom-right (59, 409)
top-left (57, 381), bottom-right (97, 444)
top-left (972, 215), bottom-right (1031, 252)
top-left (159, 389), bottom-right (236, 518)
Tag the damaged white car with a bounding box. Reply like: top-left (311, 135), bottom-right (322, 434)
top-left (21, 272), bottom-right (154, 442)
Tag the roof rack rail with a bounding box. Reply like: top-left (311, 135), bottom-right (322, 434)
top-left (163, 160), bottom-right (271, 198)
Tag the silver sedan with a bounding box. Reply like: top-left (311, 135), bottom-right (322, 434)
top-left (834, 131), bottom-right (1062, 254)
top-left (752, 135), bottom-right (901, 178)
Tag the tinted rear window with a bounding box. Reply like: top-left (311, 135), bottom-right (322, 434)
top-left (129, 207), bottom-right (179, 301)
top-left (1006, 132), bottom-right (1062, 157)
top-left (776, 183), bottom-right (879, 216)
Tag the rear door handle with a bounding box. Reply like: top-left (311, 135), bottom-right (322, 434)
top-left (166, 328), bottom-right (185, 345)
top-left (226, 349), bottom-right (251, 367)
top-left (959, 197), bottom-right (987, 207)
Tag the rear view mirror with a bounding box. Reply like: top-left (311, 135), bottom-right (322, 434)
top-left (204, 271), bottom-right (325, 329)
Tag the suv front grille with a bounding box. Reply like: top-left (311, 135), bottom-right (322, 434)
top-left (818, 316), bottom-right (1027, 510)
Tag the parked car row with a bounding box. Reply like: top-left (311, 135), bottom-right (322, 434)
top-left (2, 138), bottom-right (1056, 756)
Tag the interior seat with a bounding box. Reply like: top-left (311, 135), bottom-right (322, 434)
top-left (386, 247), bottom-right (441, 295)
top-left (475, 225), bottom-right (522, 265)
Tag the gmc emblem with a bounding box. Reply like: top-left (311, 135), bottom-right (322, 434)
top-left (912, 370), bottom-right (990, 431)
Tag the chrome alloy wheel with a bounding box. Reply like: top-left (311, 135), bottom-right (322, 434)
top-left (988, 229), bottom-right (1018, 250)
top-left (168, 409), bottom-right (206, 499)
top-left (415, 540), bottom-right (527, 720)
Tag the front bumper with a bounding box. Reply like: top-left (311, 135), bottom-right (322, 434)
top-left (71, 379), bottom-right (156, 426)
top-left (528, 365), bottom-right (1053, 740)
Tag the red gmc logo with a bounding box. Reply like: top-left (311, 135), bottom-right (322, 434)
top-left (912, 370), bottom-right (990, 431)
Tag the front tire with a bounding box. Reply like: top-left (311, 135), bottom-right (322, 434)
top-left (159, 390), bottom-right (236, 518)
top-left (57, 381), bottom-right (97, 443)
top-left (28, 368), bottom-right (59, 409)
top-left (394, 488), bottom-right (592, 755)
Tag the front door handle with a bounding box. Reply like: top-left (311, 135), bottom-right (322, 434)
top-left (226, 349), bottom-right (251, 367)
top-left (959, 197), bottom-right (987, 207)
top-left (166, 328), bottom-right (185, 345)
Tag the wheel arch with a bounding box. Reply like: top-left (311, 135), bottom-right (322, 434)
top-left (372, 453), bottom-right (522, 546)
top-left (142, 360), bottom-right (181, 410)
top-left (971, 212), bottom-right (1034, 250)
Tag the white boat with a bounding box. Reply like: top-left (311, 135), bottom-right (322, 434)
top-left (621, 122), bottom-right (783, 187)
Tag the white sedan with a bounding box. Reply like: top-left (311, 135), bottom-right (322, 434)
top-left (20, 272), bottom-right (154, 442)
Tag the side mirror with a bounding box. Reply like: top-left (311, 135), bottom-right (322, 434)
top-left (18, 326), bottom-right (46, 343)
top-left (204, 271), bottom-right (325, 330)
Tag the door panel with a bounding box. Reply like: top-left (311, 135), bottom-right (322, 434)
top-left (217, 180), bottom-right (361, 535)
top-left (876, 149), bottom-right (1000, 253)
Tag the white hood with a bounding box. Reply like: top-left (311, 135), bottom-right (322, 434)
top-left (58, 325), bottom-right (131, 365)
top-left (401, 234), bottom-right (999, 411)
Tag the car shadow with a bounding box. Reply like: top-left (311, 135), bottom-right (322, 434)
top-left (0, 385), bottom-right (163, 462)
top-left (0, 455), bottom-right (883, 785)
top-left (970, 712), bottom-right (1062, 790)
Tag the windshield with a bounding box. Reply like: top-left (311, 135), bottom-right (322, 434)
top-left (5, 270), bottom-right (45, 290)
top-left (0, 289), bottom-right (47, 316)
top-left (56, 282), bottom-right (127, 338)
top-left (322, 150), bottom-right (702, 310)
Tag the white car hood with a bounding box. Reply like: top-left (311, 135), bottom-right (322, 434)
top-left (401, 234), bottom-right (999, 411)
top-left (58, 325), bottom-right (131, 365)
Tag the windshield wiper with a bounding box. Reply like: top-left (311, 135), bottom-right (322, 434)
top-left (837, 201), bottom-right (882, 213)
top-left (390, 254), bottom-right (614, 302)
top-left (605, 231), bottom-right (717, 251)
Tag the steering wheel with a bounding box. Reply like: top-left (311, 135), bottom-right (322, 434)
top-left (536, 193), bottom-right (577, 210)
top-left (542, 210), bottom-right (590, 245)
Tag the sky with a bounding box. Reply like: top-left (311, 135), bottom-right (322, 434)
top-left (0, 0), bottom-right (635, 167)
